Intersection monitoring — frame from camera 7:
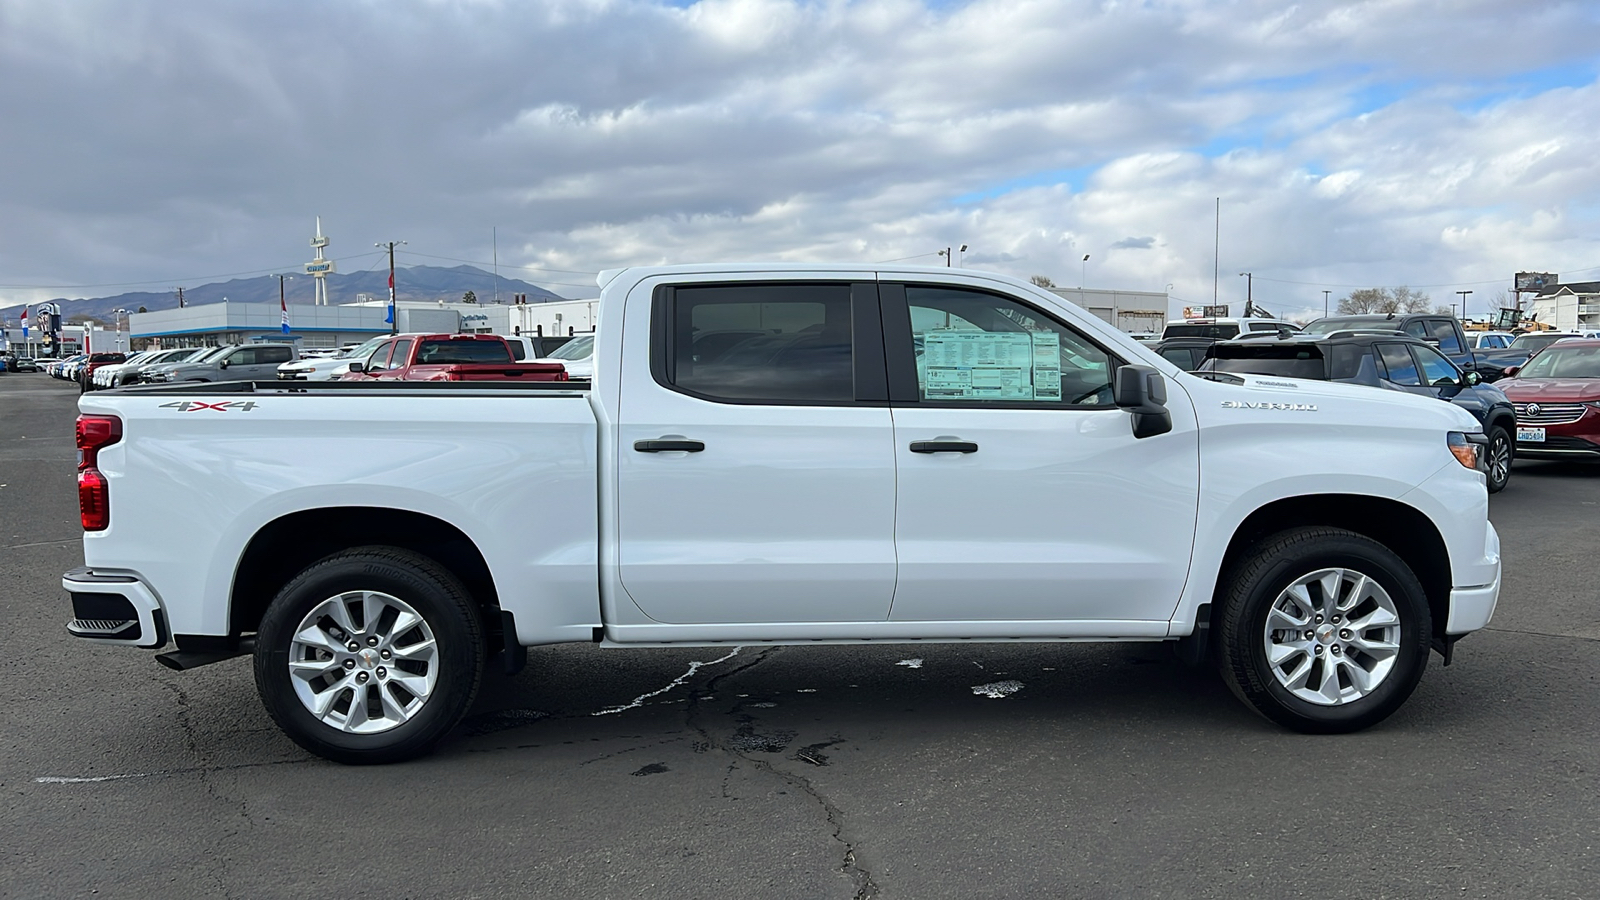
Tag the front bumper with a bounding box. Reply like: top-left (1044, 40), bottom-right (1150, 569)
top-left (1446, 521), bottom-right (1501, 635)
top-left (62, 567), bottom-right (168, 649)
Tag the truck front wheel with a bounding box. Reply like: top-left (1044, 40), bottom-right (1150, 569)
top-left (253, 547), bottom-right (485, 764)
top-left (1217, 528), bottom-right (1431, 733)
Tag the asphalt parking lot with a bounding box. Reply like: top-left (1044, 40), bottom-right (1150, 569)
top-left (3, 374), bottom-right (1599, 899)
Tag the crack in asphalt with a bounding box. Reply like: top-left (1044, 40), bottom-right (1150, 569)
top-left (1, 538), bottom-right (80, 551)
top-left (685, 649), bottom-right (880, 900)
top-left (163, 680), bottom-right (240, 900)
top-left (1483, 625), bottom-right (1600, 643)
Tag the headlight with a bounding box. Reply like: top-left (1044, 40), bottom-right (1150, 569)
top-left (1448, 432), bottom-right (1480, 471)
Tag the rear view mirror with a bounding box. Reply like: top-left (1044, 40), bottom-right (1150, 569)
top-left (1503, 365), bottom-right (1520, 378)
top-left (1113, 365), bottom-right (1173, 439)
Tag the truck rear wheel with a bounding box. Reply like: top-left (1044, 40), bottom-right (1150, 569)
top-left (253, 547), bottom-right (484, 764)
top-left (1216, 528), bottom-right (1431, 734)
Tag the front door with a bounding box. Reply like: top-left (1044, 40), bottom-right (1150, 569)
top-left (881, 281), bottom-right (1200, 624)
top-left (615, 280), bottom-right (898, 625)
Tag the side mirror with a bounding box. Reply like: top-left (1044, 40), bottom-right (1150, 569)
top-left (1502, 365), bottom-right (1519, 378)
top-left (1463, 371), bottom-right (1481, 387)
top-left (347, 361), bottom-right (365, 374)
top-left (218, 359), bottom-right (229, 369)
top-left (1113, 365), bottom-right (1173, 439)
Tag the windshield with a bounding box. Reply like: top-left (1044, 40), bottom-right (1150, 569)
top-left (1509, 333), bottom-right (1569, 353)
top-left (339, 337), bottom-right (388, 360)
top-left (1163, 324), bottom-right (1238, 340)
top-left (1207, 345), bottom-right (1327, 379)
top-left (547, 334), bottom-right (594, 360)
top-left (1518, 344), bottom-right (1600, 379)
top-left (1300, 319), bottom-right (1392, 335)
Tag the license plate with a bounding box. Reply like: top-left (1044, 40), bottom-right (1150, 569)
top-left (1517, 426), bottom-right (1546, 442)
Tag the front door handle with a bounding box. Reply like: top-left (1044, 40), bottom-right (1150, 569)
top-left (634, 439), bottom-right (705, 453)
top-left (909, 440), bottom-right (978, 454)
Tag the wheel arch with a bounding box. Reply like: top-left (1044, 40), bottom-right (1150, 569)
top-left (230, 507), bottom-right (501, 638)
top-left (1214, 494), bottom-right (1451, 644)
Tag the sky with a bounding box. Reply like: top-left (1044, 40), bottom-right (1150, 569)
top-left (1, 0), bottom-right (1598, 321)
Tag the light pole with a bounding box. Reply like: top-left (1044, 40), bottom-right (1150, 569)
top-left (936, 247), bottom-right (951, 267)
top-left (1081, 254), bottom-right (1090, 288)
top-left (112, 308), bottom-right (128, 352)
top-left (1239, 272), bottom-right (1253, 317)
top-left (957, 244), bottom-right (968, 266)
top-left (1323, 290), bottom-right (1331, 317)
top-left (1456, 290), bottom-right (1473, 322)
top-left (376, 241), bottom-right (407, 334)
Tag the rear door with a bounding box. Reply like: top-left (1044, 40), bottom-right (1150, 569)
top-left (614, 279), bottom-right (898, 624)
top-left (881, 281), bottom-right (1200, 624)
top-left (248, 346), bottom-right (293, 380)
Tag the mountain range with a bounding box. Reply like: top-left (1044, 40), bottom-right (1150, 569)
top-left (0, 265), bottom-right (574, 324)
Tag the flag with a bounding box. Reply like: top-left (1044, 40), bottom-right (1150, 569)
top-left (20, 308), bottom-right (26, 340)
top-left (280, 291), bottom-right (291, 334)
top-left (385, 271), bottom-right (396, 324)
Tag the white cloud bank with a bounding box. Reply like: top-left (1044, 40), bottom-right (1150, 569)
top-left (0, 0), bottom-right (1597, 318)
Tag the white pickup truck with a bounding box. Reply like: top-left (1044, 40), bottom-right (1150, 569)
top-left (66, 264), bottom-right (1501, 763)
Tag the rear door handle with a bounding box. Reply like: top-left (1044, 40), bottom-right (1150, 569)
top-left (909, 440), bottom-right (978, 454)
top-left (634, 439), bottom-right (706, 453)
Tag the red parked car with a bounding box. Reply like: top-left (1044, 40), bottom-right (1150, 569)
top-left (77, 352), bottom-right (127, 393)
top-left (1499, 337), bottom-right (1600, 460)
top-left (342, 333), bottom-right (568, 382)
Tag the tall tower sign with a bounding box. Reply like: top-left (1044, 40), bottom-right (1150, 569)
top-left (305, 217), bottom-right (336, 305)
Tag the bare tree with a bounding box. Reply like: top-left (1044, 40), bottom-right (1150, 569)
top-left (1391, 286), bottom-right (1433, 313)
top-left (1335, 286), bottom-right (1433, 315)
top-left (1337, 288), bottom-right (1394, 314)
top-left (1029, 275), bottom-right (1056, 288)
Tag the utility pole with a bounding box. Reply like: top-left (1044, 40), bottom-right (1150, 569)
top-left (1456, 290), bottom-right (1473, 321)
top-left (1323, 290), bottom-right (1331, 317)
top-left (1239, 272), bottom-right (1253, 317)
top-left (493, 227), bottom-right (500, 304)
top-left (376, 240), bottom-right (406, 334)
top-left (1213, 198), bottom-right (1220, 306)
top-left (175, 287), bottom-right (185, 308)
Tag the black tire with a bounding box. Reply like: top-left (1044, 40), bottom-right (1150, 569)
top-left (254, 546), bottom-right (485, 764)
top-left (1216, 527), bottom-right (1431, 734)
top-left (1485, 425), bottom-right (1513, 494)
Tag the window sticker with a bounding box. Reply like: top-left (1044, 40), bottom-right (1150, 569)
top-left (923, 330), bottom-right (1066, 401)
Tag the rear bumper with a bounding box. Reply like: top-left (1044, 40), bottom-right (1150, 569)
top-left (1445, 522), bottom-right (1501, 635)
top-left (62, 567), bottom-right (168, 649)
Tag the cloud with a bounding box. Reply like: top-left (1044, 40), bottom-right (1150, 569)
top-left (0, 0), bottom-right (1597, 324)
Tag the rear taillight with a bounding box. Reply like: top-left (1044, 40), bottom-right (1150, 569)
top-left (76, 414), bottom-right (122, 531)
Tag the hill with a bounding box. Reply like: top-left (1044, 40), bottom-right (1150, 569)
top-left (0, 265), bottom-right (573, 324)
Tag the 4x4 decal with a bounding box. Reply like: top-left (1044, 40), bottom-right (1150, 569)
top-left (158, 401), bottom-right (260, 412)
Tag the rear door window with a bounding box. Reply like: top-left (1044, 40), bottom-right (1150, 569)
top-left (1428, 319), bottom-right (1463, 353)
top-left (656, 282), bottom-right (865, 404)
top-left (1377, 343), bottom-right (1421, 385)
top-left (259, 346), bottom-right (293, 365)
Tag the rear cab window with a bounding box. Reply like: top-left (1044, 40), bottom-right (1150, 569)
top-left (413, 339), bottom-right (508, 365)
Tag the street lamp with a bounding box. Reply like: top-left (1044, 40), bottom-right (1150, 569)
top-left (1081, 254), bottom-right (1090, 288)
top-left (1238, 272), bottom-right (1253, 317)
top-left (1456, 290), bottom-right (1473, 322)
top-left (112, 308), bottom-right (128, 352)
top-left (957, 244), bottom-right (969, 266)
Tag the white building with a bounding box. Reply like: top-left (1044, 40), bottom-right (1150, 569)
top-left (1527, 281), bottom-right (1600, 333)
top-left (1047, 288), bottom-right (1169, 334)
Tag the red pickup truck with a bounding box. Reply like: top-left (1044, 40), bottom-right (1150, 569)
top-left (342, 334), bottom-right (568, 382)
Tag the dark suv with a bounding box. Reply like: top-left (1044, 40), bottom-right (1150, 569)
top-left (1203, 331), bottom-right (1517, 492)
